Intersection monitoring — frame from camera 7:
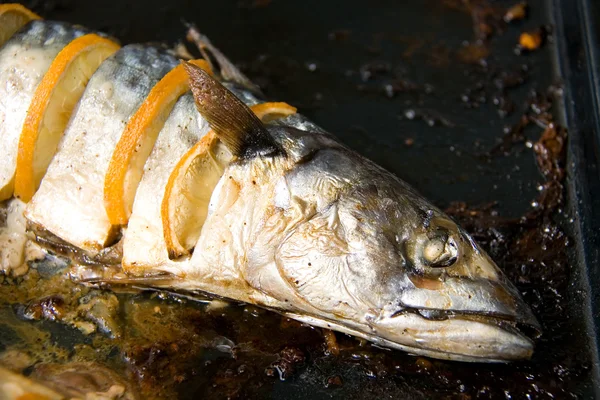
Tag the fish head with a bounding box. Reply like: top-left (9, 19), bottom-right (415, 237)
top-left (183, 62), bottom-right (540, 362)
top-left (272, 128), bottom-right (540, 362)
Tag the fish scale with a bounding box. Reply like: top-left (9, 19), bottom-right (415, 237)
top-left (0, 4), bottom-right (539, 364)
top-left (123, 92), bottom-right (210, 275)
top-left (0, 20), bottom-right (90, 201)
top-left (26, 43), bottom-right (178, 252)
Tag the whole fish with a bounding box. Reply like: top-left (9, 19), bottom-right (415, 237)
top-left (0, 4), bottom-right (539, 363)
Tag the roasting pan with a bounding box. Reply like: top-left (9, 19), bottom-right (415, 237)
top-left (1, 0), bottom-right (598, 398)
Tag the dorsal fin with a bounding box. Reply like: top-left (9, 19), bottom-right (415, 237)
top-left (183, 61), bottom-right (284, 159)
top-left (185, 25), bottom-right (262, 96)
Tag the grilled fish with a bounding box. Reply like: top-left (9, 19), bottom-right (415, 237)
top-left (0, 4), bottom-right (540, 363)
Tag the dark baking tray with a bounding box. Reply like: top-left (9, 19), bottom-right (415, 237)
top-left (554, 0), bottom-right (600, 392)
top-left (3, 0), bottom-right (599, 398)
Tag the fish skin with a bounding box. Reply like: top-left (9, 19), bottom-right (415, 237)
top-left (0, 20), bottom-right (89, 201)
top-left (0, 16), bottom-right (540, 362)
top-left (167, 123), bottom-right (539, 362)
top-left (122, 93), bottom-right (210, 275)
top-left (25, 44), bottom-right (178, 253)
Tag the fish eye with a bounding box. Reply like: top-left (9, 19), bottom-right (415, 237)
top-left (403, 229), bottom-right (460, 276)
top-left (422, 233), bottom-right (458, 268)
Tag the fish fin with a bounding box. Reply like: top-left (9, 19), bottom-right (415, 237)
top-left (183, 61), bottom-right (285, 159)
top-left (185, 24), bottom-right (263, 96)
top-left (172, 41), bottom-right (195, 60)
top-left (73, 267), bottom-right (179, 287)
top-left (77, 273), bottom-right (230, 304)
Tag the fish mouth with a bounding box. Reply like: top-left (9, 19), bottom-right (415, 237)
top-left (285, 307), bottom-right (538, 363)
top-left (374, 268), bottom-right (541, 361)
top-left (367, 306), bottom-right (540, 363)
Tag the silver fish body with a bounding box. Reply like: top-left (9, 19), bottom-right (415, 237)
top-left (0, 13), bottom-right (540, 363)
top-left (26, 43), bottom-right (178, 251)
top-left (0, 20), bottom-right (89, 199)
top-left (170, 122), bottom-right (539, 362)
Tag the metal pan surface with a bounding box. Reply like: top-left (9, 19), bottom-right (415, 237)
top-left (0, 0), bottom-right (597, 398)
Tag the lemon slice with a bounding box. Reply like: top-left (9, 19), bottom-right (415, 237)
top-left (0, 22), bottom-right (91, 202)
top-left (104, 59), bottom-right (212, 225)
top-left (121, 93), bottom-right (210, 275)
top-left (0, 4), bottom-right (41, 47)
top-left (24, 45), bottom-right (178, 253)
top-left (14, 33), bottom-right (120, 202)
top-left (250, 102), bottom-right (298, 121)
top-left (162, 102), bottom-right (296, 259)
